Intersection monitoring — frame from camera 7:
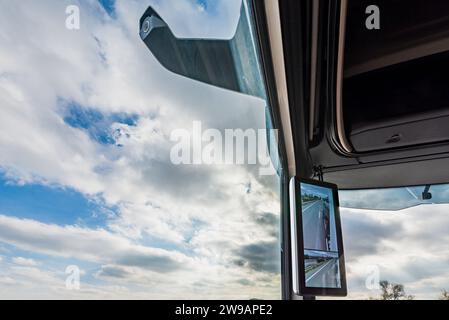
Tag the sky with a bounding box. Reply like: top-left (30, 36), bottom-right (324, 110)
top-left (0, 0), bottom-right (448, 300)
top-left (340, 204), bottom-right (449, 300)
top-left (301, 182), bottom-right (331, 200)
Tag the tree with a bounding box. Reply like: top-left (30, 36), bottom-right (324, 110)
top-left (439, 289), bottom-right (449, 300)
top-left (379, 280), bottom-right (414, 300)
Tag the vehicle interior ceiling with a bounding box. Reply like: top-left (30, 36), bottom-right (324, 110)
top-left (304, 0), bottom-right (449, 189)
top-left (343, 0), bottom-right (449, 153)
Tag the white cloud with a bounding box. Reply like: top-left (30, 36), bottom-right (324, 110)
top-left (12, 257), bottom-right (39, 267)
top-left (0, 215), bottom-right (189, 272)
top-left (0, 209), bottom-right (280, 299)
top-left (340, 204), bottom-right (449, 300)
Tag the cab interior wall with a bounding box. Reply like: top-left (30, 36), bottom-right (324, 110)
top-left (343, 0), bottom-right (449, 152)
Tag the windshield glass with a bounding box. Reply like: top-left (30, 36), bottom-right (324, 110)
top-left (340, 184), bottom-right (449, 211)
top-left (340, 188), bottom-right (449, 299)
top-left (0, 0), bottom-right (282, 299)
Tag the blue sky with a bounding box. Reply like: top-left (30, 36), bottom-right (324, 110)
top-left (0, 173), bottom-right (112, 227)
top-left (62, 100), bottom-right (138, 146)
top-left (196, 0), bottom-right (209, 11)
top-left (98, 0), bottom-right (115, 17)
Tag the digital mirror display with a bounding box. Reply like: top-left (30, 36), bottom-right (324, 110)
top-left (300, 182), bottom-right (341, 289)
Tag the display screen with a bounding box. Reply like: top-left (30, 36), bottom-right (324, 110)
top-left (300, 182), bottom-right (341, 289)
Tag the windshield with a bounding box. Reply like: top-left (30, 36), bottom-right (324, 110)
top-left (0, 0), bottom-right (282, 299)
top-left (341, 184), bottom-right (449, 211)
top-left (340, 187), bottom-right (449, 299)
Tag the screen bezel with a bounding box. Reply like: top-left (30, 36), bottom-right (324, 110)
top-left (290, 177), bottom-right (347, 297)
